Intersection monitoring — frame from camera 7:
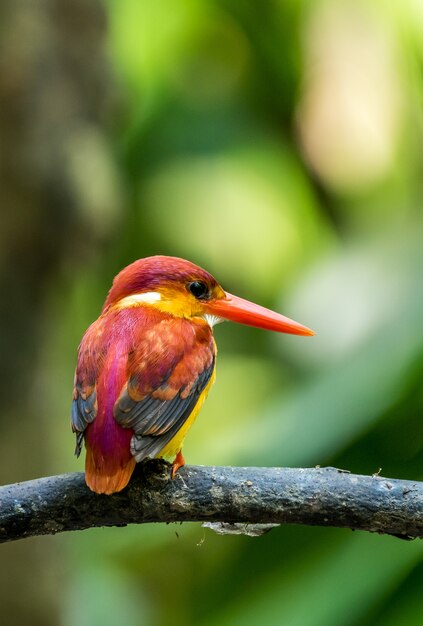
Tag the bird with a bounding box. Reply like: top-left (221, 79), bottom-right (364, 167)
top-left (71, 255), bottom-right (314, 494)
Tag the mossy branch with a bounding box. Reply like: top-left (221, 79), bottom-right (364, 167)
top-left (1, 463), bottom-right (422, 543)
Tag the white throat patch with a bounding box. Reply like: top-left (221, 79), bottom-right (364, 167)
top-left (203, 314), bottom-right (224, 328)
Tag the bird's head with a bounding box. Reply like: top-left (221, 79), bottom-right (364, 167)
top-left (103, 255), bottom-right (314, 336)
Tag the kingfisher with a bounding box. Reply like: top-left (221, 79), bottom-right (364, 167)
top-left (71, 256), bottom-right (314, 494)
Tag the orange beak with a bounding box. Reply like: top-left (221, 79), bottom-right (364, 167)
top-left (205, 292), bottom-right (315, 336)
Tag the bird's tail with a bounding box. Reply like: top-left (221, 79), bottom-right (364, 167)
top-left (85, 443), bottom-right (136, 495)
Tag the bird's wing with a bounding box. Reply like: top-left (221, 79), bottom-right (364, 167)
top-left (71, 319), bottom-right (103, 457)
top-left (113, 318), bottom-right (215, 462)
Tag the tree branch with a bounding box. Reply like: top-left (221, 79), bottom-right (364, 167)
top-left (1, 462), bottom-right (422, 543)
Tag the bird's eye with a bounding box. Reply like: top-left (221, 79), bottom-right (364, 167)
top-left (188, 281), bottom-right (209, 299)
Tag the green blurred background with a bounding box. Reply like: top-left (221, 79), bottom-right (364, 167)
top-left (1, 0), bottom-right (423, 624)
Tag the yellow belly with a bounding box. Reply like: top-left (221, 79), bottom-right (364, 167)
top-left (159, 365), bottom-right (216, 459)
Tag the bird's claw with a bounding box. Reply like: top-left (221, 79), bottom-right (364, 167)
top-left (171, 450), bottom-right (186, 479)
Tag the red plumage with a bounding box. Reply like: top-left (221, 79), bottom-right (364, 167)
top-left (73, 295), bottom-right (215, 494)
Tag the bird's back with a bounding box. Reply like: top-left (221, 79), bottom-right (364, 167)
top-left (73, 306), bottom-right (216, 494)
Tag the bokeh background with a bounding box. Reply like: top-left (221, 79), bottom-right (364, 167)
top-left (1, 0), bottom-right (423, 624)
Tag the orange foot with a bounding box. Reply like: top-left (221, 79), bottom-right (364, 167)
top-left (171, 450), bottom-right (186, 479)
